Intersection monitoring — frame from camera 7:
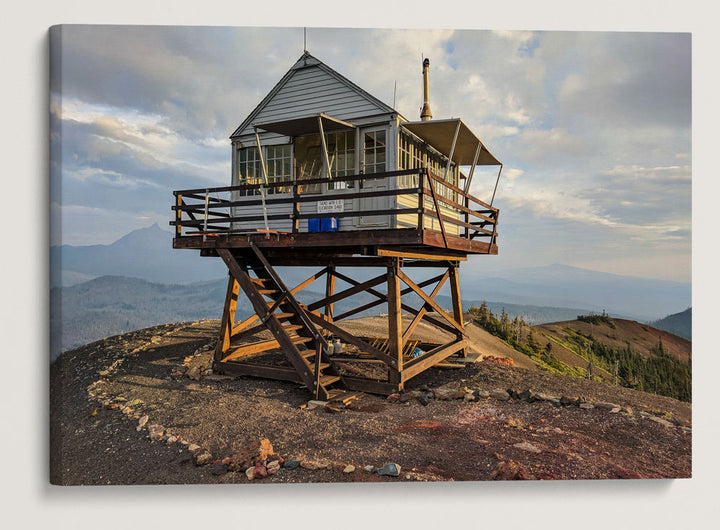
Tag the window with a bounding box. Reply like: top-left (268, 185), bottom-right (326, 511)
top-left (363, 129), bottom-right (386, 174)
top-left (264, 144), bottom-right (292, 194)
top-left (398, 130), bottom-right (422, 188)
top-left (237, 144), bottom-right (292, 195)
top-left (326, 130), bottom-right (356, 190)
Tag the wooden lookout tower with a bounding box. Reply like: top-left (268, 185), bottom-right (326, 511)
top-left (171, 52), bottom-right (503, 400)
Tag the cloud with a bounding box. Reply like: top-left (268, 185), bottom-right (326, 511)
top-left (49, 26), bottom-right (691, 282)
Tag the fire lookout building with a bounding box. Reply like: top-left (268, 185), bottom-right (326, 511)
top-left (172, 52), bottom-right (503, 401)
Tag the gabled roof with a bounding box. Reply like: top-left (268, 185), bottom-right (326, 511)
top-left (230, 52), bottom-right (398, 140)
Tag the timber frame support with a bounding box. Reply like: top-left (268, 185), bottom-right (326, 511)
top-left (212, 247), bottom-right (467, 398)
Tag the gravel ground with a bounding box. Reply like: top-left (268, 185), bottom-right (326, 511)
top-left (50, 320), bottom-right (691, 485)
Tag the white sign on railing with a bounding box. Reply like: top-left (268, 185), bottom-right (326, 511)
top-left (317, 199), bottom-right (344, 213)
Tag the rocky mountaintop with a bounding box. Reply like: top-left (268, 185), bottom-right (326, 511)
top-left (50, 318), bottom-right (690, 485)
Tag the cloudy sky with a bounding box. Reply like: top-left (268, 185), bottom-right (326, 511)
top-left (50, 25), bottom-right (691, 282)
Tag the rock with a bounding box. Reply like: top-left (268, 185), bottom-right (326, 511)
top-left (463, 392), bottom-right (475, 402)
top-left (245, 467), bottom-right (255, 480)
top-left (475, 389), bottom-right (490, 399)
top-left (513, 442), bottom-right (542, 453)
top-left (282, 459), bottom-right (300, 470)
top-left (188, 443), bottom-right (202, 454)
top-left (147, 424), bottom-right (164, 441)
top-left (166, 435), bottom-right (179, 445)
top-left (193, 449), bottom-right (213, 466)
top-left (306, 400), bottom-right (328, 410)
top-left (398, 393), bottom-right (413, 403)
top-left (266, 460), bottom-right (281, 475)
top-left (549, 398), bottom-right (562, 407)
top-left (579, 403), bottom-right (595, 410)
top-left (594, 401), bottom-right (619, 411)
top-left (136, 415), bottom-right (149, 431)
top-left (490, 460), bottom-right (535, 480)
top-left (518, 389), bottom-right (536, 402)
top-left (417, 394), bottom-right (430, 406)
top-left (622, 406), bottom-right (634, 415)
top-left (227, 439), bottom-right (275, 471)
top-left (490, 389), bottom-right (510, 401)
top-left (610, 407), bottom-right (622, 413)
top-left (387, 393), bottom-right (400, 403)
top-left (150, 336), bottom-right (162, 344)
top-left (343, 464), bottom-right (355, 473)
top-left (125, 398), bottom-right (144, 407)
top-left (204, 374), bottom-right (235, 382)
top-left (433, 385), bottom-right (464, 400)
top-left (377, 463), bottom-right (401, 477)
top-left (559, 395), bottom-right (577, 407)
top-left (534, 392), bottom-right (558, 402)
top-left (506, 389), bottom-right (519, 399)
top-left (252, 463), bottom-right (268, 479)
top-left (648, 415), bottom-right (674, 428)
top-left (363, 465), bottom-right (377, 473)
top-left (186, 366), bottom-right (202, 381)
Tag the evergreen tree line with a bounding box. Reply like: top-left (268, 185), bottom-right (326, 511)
top-left (579, 332), bottom-right (691, 402)
top-left (468, 303), bottom-right (582, 376)
top-left (469, 303), bottom-right (692, 402)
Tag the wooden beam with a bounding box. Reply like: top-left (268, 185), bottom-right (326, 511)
top-left (325, 266), bottom-right (335, 323)
top-left (401, 269), bottom-right (449, 343)
top-left (305, 312), bottom-right (397, 368)
top-left (220, 335), bottom-right (312, 362)
top-left (306, 272), bottom-right (387, 312)
top-left (341, 376), bottom-right (399, 396)
top-left (387, 259), bottom-right (403, 389)
top-left (401, 339), bottom-right (468, 382)
top-left (396, 269), bottom-right (463, 335)
top-left (213, 362), bottom-right (304, 384)
top-left (448, 265), bottom-right (466, 357)
top-left (376, 248), bottom-right (467, 261)
top-left (214, 275), bottom-right (240, 362)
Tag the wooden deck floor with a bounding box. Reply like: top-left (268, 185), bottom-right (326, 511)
top-left (174, 227), bottom-right (497, 262)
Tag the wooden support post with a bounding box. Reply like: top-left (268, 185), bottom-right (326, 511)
top-left (325, 266), bottom-right (336, 323)
top-left (214, 274), bottom-right (240, 362)
top-left (292, 180), bottom-right (300, 234)
top-left (448, 264), bottom-right (466, 357)
top-left (387, 258), bottom-right (403, 391)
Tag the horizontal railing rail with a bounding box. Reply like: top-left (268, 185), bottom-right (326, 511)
top-left (171, 168), bottom-right (498, 245)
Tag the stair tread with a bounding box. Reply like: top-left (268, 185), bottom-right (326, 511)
top-left (319, 374), bottom-right (341, 386)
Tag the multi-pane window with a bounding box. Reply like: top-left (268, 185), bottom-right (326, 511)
top-left (326, 130), bottom-right (355, 190)
top-left (264, 144), bottom-right (292, 194)
top-left (398, 130), bottom-right (422, 188)
top-left (363, 130), bottom-right (386, 174)
top-left (237, 144), bottom-right (292, 195)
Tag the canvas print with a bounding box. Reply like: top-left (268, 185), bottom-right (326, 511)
top-left (49, 26), bottom-right (691, 485)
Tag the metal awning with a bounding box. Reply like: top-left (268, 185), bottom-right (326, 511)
top-left (254, 113), bottom-right (355, 137)
top-left (401, 118), bottom-right (501, 166)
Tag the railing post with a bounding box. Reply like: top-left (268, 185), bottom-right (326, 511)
top-left (175, 193), bottom-right (183, 239)
top-left (464, 194), bottom-right (470, 239)
top-left (292, 180), bottom-right (299, 234)
top-left (203, 189), bottom-right (209, 242)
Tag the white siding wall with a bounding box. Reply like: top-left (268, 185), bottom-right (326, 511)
top-left (236, 66), bottom-right (389, 138)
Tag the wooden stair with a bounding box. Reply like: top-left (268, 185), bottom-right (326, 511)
top-left (216, 246), bottom-right (347, 400)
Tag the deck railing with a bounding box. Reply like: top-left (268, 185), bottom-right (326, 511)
top-left (171, 168), bottom-right (498, 245)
